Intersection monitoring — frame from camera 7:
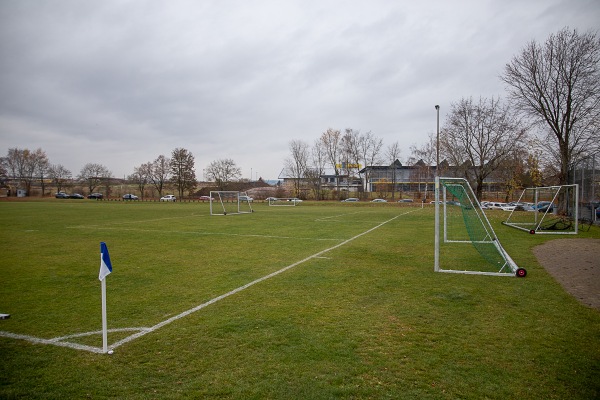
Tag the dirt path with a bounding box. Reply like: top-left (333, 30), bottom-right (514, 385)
top-left (533, 238), bottom-right (600, 311)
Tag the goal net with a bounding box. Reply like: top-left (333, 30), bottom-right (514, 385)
top-left (502, 185), bottom-right (578, 234)
top-left (435, 177), bottom-right (525, 277)
top-left (268, 198), bottom-right (301, 206)
top-left (210, 191), bottom-right (254, 215)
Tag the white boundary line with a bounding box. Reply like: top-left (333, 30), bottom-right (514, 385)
top-left (0, 209), bottom-right (418, 353)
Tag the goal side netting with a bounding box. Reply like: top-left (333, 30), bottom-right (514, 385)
top-left (209, 191), bottom-right (254, 215)
top-left (268, 198), bottom-right (301, 206)
top-left (502, 185), bottom-right (578, 234)
top-left (434, 177), bottom-right (525, 277)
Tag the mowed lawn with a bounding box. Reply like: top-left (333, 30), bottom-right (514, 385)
top-left (0, 199), bottom-right (599, 399)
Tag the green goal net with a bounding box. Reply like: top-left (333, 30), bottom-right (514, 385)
top-left (435, 177), bottom-right (525, 277)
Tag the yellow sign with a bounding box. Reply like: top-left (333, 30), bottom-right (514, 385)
top-left (335, 163), bottom-right (362, 169)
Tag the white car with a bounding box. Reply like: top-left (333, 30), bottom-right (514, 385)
top-left (371, 198), bottom-right (387, 203)
top-left (239, 195), bottom-right (253, 202)
top-left (160, 195), bottom-right (176, 202)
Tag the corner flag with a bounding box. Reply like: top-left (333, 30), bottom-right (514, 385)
top-left (99, 242), bottom-right (112, 281)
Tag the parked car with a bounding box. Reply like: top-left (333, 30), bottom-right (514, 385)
top-left (239, 195), bottom-right (253, 202)
top-left (486, 202), bottom-right (507, 210)
top-left (198, 196), bottom-right (213, 201)
top-left (535, 201), bottom-right (555, 212)
top-left (289, 198), bottom-right (303, 203)
top-left (398, 199), bottom-right (414, 203)
top-left (371, 198), bottom-right (387, 203)
top-left (55, 192), bottom-right (69, 198)
top-left (87, 193), bottom-right (103, 199)
top-left (265, 197), bottom-right (278, 202)
top-left (341, 198), bottom-right (359, 202)
top-left (160, 195), bottom-right (176, 202)
top-left (70, 193), bottom-right (85, 199)
top-left (123, 194), bottom-right (139, 200)
top-left (446, 201), bottom-right (461, 206)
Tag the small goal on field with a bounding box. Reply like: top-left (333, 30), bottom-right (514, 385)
top-left (434, 177), bottom-right (526, 277)
top-left (209, 191), bottom-right (254, 215)
top-left (268, 198), bottom-right (302, 206)
top-left (502, 184), bottom-right (578, 234)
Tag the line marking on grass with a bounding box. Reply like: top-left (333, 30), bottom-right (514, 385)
top-left (0, 209), bottom-right (419, 354)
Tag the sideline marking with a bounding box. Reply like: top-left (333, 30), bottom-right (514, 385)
top-left (0, 209), bottom-right (418, 353)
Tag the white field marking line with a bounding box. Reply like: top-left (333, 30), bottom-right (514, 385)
top-left (109, 209), bottom-right (418, 351)
top-left (315, 211), bottom-right (364, 221)
top-left (0, 209), bottom-right (418, 353)
top-left (66, 226), bottom-right (343, 241)
top-left (0, 327), bottom-right (150, 354)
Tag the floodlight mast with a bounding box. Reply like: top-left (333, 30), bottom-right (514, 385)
top-left (434, 105), bottom-right (440, 272)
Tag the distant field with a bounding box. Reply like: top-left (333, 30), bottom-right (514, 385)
top-left (1, 200), bottom-right (599, 399)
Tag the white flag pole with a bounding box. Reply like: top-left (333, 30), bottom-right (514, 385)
top-left (101, 277), bottom-right (108, 353)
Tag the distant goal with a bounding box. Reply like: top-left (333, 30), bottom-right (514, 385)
top-left (209, 191), bottom-right (254, 216)
top-left (268, 198), bottom-right (302, 206)
top-left (502, 184), bottom-right (578, 235)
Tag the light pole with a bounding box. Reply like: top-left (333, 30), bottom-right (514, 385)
top-left (435, 105), bottom-right (440, 176)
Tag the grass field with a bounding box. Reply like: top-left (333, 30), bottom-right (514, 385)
top-left (1, 199), bottom-right (599, 399)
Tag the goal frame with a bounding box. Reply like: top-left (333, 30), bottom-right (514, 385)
top-left (268, 198), bottom-right (301, 206)
top-left (434, 177), bottom-right (525, 277)
top-left (209, 191), bottom-right (254, 216)
top-left (502, 184), bottom-right (579, 235)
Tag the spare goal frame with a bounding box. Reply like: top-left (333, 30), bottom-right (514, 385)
top-left (209, 191), bottom-right (254, 215)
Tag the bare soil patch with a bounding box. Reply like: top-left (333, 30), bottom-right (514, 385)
top-left (533, 238), bottom-right (600, 311)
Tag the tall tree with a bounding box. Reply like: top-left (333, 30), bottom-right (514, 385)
top-left (205, 159), bottom-right (241, 190)
top-left (170, 148), bottom-right (197, 199)
top-left (501, 27), bottom-right (600, 185)
top-left (309, 138), bottom-right (327, 200)
top-left (440, 96), bottom-right (527, 200)
top-left (320, 128), bottom-right (341, 196)
top-left (4, 148), bottom-right (48, 195)
top-left (48, 164), bottom-right (72, 193)
top-left (284, 140), bottom-right (309, 198)
top-left (34, 149), bottom-right (50, 196)
top-left (149, 155), bottom-right (171, 197)
top-left (386, 141), bottom-right (401, 200)
top-left (130, 162), bottom-right (152, 199)
top-left (357, 131), bottom-right (383, 197)
top-left (78, 163), bottom-right (112, 194)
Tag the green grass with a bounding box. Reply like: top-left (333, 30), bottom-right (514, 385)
top-left (1, 200), bottom-right (599, 399)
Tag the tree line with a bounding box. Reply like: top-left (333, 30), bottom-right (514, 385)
top-left (0, 145), bottom-right (248, 199)
top-left (285, 27), bottom-right (600, 200)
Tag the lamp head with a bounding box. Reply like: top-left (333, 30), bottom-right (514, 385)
top-left (435, 105), bottom-right (439, 110)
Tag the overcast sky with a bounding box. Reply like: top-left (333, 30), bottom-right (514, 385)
top-left (1, 0), bottom-right (598, 181)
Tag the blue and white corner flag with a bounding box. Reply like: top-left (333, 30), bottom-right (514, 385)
top-left (99, 242), bottom-right (113, 281)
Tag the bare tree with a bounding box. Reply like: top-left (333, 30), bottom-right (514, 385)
top-left (48, 164), bottom-right (72, 193)
top-left (78, 163), bottom-right (112, 194)
top-left (34, 150), bottom-right (51, 196)
top-left (310, 138), bottom-right (327, 200)
top-left (340, 129), bottom-right (362, 191)
top-left (130, 162), bottom-right (152, 199)
top-left (320, 128), bottom-right (342, 196)
top-left (205, 159), bottom-right (241, 190)
top-left (501, 27), bottom-right (600, 185)
top-left (357, 131), bottom-right (383, 197)
top-left (440, 96), bottom-right (527, 199)
top-left (284, 140), bottom-right (309, 198)
top-left (170, 148), bottom-right (197, 199)
top-left (4, 148), bottom-right (49, 196)
top-left (386, 141), bottom-right (402, 200)
top-left (149, 155), bottom-right (171, 197)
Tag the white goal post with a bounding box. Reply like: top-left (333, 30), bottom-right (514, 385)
top-left (435, 177), bottom-right (526, 277)
top-left (502, 184), bottom-right (579, 235)
top-left (209, 191), bottom-right (254, 215)
top-left (268, 198), bottom-right (302, 206)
